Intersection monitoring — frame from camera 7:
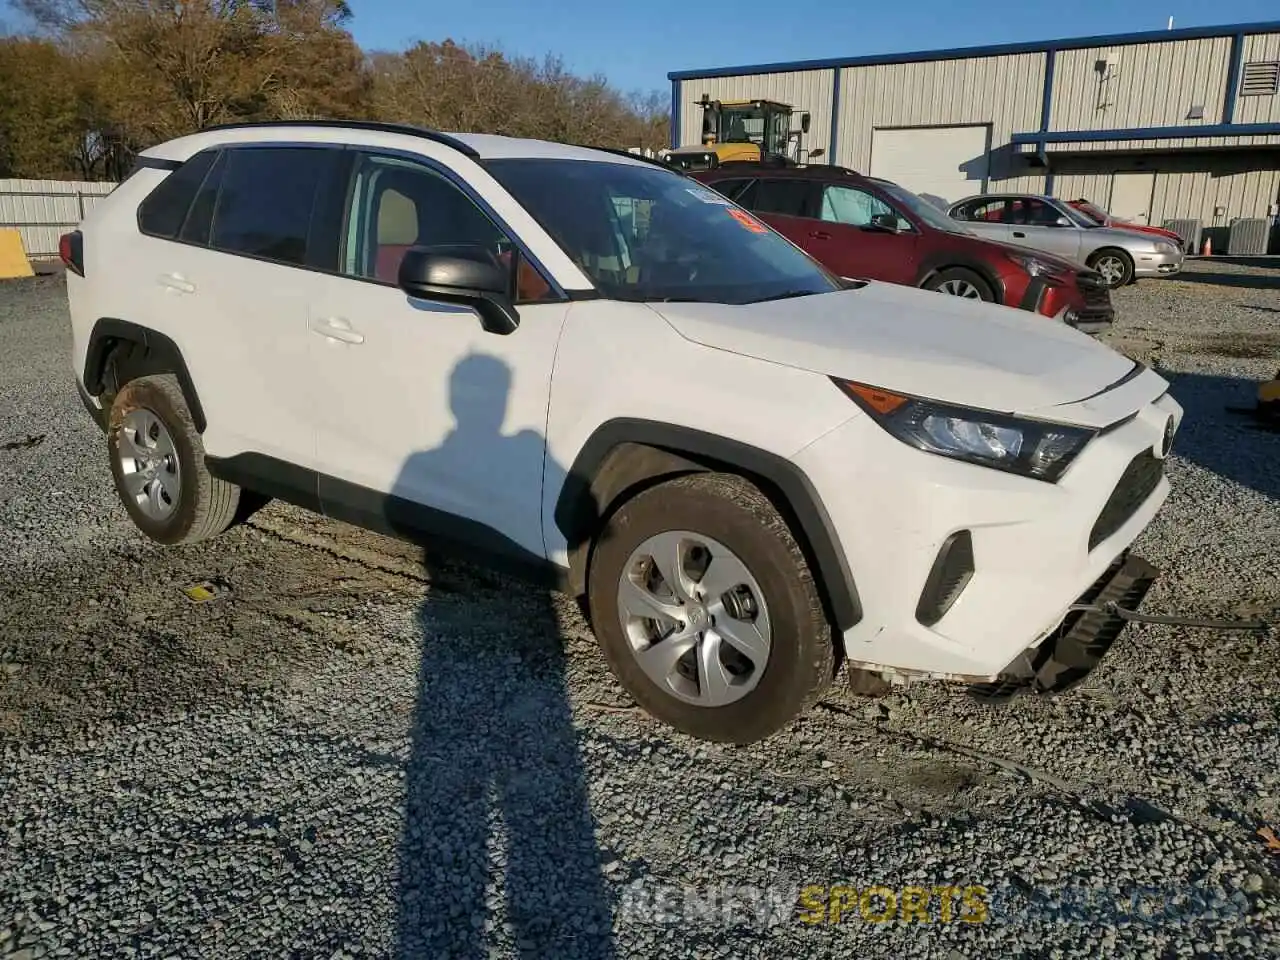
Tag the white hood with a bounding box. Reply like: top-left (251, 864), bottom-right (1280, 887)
top-left (648, 281), bottom-right (1144, 418)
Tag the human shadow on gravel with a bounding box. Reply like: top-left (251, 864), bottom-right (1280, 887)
top-left (385, 353), bottom-right (616, 960)
top-left (1163, 371), bottom-right (1279, 501)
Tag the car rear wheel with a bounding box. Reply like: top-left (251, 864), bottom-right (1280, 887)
top-left (586, 472), bottom-right (836, 744)
top-left (1087, 248), bottom-right (1134, 288)
top-left (107, 373), bottom-right (244, 545)
top-left (923, 267), bottom-right (994, 302)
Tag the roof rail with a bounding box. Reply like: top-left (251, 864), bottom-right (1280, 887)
top-left (197, 118), bottom-right (481, 158)
top-left (567, 143), bottom-right (675, 169)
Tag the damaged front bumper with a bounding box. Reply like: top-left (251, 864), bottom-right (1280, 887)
top-left (967, 550), bottom-right (1159, 702)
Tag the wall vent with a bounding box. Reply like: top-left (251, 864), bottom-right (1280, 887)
top-left (1240, 61), bottom-right (1280, 96)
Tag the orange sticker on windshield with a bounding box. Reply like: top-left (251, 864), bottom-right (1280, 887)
top-left (727, 208), bottom-right (768, 234)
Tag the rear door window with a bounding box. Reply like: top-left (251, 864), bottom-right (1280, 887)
top-left (209, 147), bottom-right (335, 267)
top-left (953, 198), bottom-right (1008, 222)
top-left (751, 179), bottom-right (815, 218)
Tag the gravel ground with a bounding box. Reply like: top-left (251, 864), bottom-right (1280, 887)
top-left (1, 262), bottom-right (1278, 959)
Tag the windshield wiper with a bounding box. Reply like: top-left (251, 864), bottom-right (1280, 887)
top-left (747, 289), bottom-right (822, 303)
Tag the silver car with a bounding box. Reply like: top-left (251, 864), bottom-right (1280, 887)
top-left (946, 193), bottom-right (1184, 289)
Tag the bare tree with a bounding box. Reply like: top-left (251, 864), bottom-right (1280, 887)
top-left (0, 4), bottom-right (669, 178)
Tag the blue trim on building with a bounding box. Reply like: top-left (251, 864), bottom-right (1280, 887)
top-left (669, 80), bottom-right (681, 149)
top-left (828, 67), bottom-right (842, 163)
top-left (1044, 170), bottom-right (1055, 195)
top-left (1223, 32), bottom-right (1246, 124)
top-left (1039, 48), bottom-right (1056, 133)
top-left (667, 19), bottom-right (1280, 81)
top-left (1013, 122), bottom-right (1280, 145)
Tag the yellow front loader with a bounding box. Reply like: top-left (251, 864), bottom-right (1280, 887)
top-left (663, 94), bottom-right (822, 171)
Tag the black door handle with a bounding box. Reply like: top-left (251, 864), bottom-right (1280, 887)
top-left (1012, 231), bottom-right (1026, 238)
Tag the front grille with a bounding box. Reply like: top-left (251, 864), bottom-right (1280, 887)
top-left (1088, 451), bottom-right (1164, 550)
top-left (1075, 306), bottom-right (1114, 324)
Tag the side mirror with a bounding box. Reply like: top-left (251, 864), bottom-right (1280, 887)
top-left (800, 112), bottom-right (811, 134)
top-left (868, 212), bottom-right (900, 232)
top-left (397, 243), bottom-right (520, 336)
top-left (1054, 216), bottom-right (1072, 227)
top-left (806, 147), bottom-right (825, 160)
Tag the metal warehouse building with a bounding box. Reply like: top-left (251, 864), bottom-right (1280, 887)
top-left (667, 20), bottom-right (1280, 251)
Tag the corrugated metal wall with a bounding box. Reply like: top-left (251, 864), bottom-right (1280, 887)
top-left (1235, 33), bottom-right (1280, 125)
top-left (1049, 155), bottom-right (1280, 227)
top-left (835, 53), bottom-right (1045, 178)
top-left (676, 71), bottom-right (835, 159)
top-left (1044, 133), bottom-right (1280, 151)
top-left (0, 179), bottom-right (117, 258)
top-left (1049, 38), bottom-right (1233, 131)
top-left (673, 29), bottom-right (1280, 227)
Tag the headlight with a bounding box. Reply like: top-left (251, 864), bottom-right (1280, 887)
top-left (832, 379), bottom-right (1097, 482)
top-left (1006, 252), bottom-right (1066, 279)
top-left (1157, 240), bottom-right (1180, 255)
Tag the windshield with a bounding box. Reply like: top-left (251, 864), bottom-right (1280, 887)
top-left (1058, 200), bottom-right (1101, 228)
top-left (1072, 200), bottom-right (1108, 224)
top-left (875, 181), bottom-right (971, 234)
top-left (485, 158), bottom-right (841, 304)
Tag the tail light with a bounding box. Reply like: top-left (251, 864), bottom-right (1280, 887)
top-left (59, 230), bottom-right (84, 277)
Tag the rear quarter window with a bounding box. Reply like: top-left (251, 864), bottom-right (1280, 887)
top-left (704, 178), bottom-right (755, 203)
top-left (136, 150), bottom-right (219, 240)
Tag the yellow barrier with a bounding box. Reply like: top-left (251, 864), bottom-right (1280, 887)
top-left (0, 229), bottom-right (34, 279)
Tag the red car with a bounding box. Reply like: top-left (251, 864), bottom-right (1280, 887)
top-left (1067, 198), bottom-right (1184, 247)
top-left (691, 163), bottom-right (1115, 334)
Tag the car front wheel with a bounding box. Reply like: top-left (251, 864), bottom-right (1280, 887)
top-left (1087, 248), bottom-right (1134, 288)
top-left (922, 267), bottom-right (994, 301)
top-left (586, 472), bottom-right (836, 744)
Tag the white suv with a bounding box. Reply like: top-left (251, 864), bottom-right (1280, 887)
top-left (63, 121), bottom-right (1182, 744)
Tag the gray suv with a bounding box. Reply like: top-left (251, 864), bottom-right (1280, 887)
top-left (947, 193), bottom-right (1184, 289)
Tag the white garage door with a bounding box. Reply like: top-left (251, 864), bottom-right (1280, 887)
top-left (869, 126), bottom-right (991, 208)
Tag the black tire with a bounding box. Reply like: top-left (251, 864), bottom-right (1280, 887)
top-left (1086, 248), bottom-right (1134, 289)
top-left (586, 472), bottom-right (836, 744)
top-left (106, 373), bottom-right (243, 545)
top-left (921, 267), bottom-right (995, 302)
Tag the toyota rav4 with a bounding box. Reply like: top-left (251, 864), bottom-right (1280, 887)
top-left (63, 121), bottom-right (1182, 744)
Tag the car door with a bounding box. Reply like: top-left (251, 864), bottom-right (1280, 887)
top-left (305, 148), bottom-right (570, 563)
top-left (1004, 198), bottom-right (1085, 260)
top-left (733, 177), bottom-right (819, 250)
top-left (132, 143), bottom-right (335, 471)
top-left (804, 182), bottom-right (919, 283)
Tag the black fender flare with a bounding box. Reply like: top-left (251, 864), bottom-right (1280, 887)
top-left (917, 254), bottom-right (1006, 305)
top-left (555, 418), bottom-right (862, 632)
top-left (83, 318), bottom-right (207, 433)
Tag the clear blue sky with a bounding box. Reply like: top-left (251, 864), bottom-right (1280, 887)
top-left (3, 0), bottom-right (1277, 96)
top-left (345, 0), bottom-right (1280, 94)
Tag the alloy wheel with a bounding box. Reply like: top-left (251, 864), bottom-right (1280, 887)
top-left (1095, 256), bottom-right (1126, 286)
top-left (937, 278), bottom-right (983, 298)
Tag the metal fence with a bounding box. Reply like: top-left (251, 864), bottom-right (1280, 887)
top-left (0, 179), bottom-right (119, 259)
